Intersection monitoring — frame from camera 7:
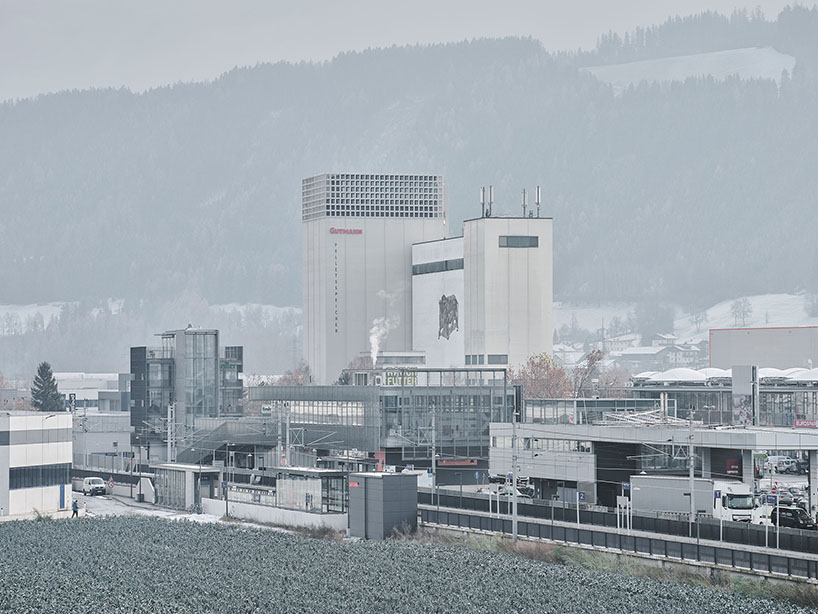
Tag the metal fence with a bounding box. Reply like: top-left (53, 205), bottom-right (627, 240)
top-left (419, 490), bottom-right (818, 556)
top-left (74, 453), bottom-right (139, 474)
top-left (420, 505), bottom-right (818, 581)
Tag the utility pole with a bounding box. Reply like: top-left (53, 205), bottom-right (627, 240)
top-left (138, 437), bottom-right (143, 502)
top-left (285, 402), bottom-right (291, 467)
top-left (511, 377), bottom-right (519, 543)
top-left (431, 403), bottom-right (437, 509)
top-left (689, 411), bottom-right (695, 538)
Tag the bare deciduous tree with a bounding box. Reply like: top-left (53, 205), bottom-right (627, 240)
top-left (690, 310), bottom-right (708, 333)
top-left (730, 298), bottom-right (752, 326)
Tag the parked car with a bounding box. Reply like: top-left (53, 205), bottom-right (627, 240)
top-left (769, 506), bottom-right (817, 530)
top-left (791, 459), bottom-right (809, 475)
top-left (82, 477), bottom-right (106, 496)
top-left (765, 456), bottom-right (796, 474)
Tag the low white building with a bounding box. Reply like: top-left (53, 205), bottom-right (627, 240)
top-left (1, 411), bottom-right (73, 519)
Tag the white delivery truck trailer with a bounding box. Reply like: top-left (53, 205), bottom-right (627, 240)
top-left (630, 475), bottom-right (754, 522)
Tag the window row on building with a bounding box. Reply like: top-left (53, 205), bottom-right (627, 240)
top-left (9, 463), bottom-right (71, 490)
top-left (329, 173), bottom-right (440, 185)
top-left (329, 186), bottom-right (439, 194)
top-left (492, 437), bottom-right (591, 452)
top-left (328, 203), bottom-right (440, 211)
top-left (464, 354), bottom-right (509, 365)
top-left (499, 235), bottom-right (539, 248)
top-left (412, 258), bottom-right (464, 276)
top-left (286, 400), bottom-right (367, 426)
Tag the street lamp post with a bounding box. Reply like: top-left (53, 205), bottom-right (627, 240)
top-left (136, 436), bottom-right (143, 503)
top-left (688, 411), bottom-right (695, 538)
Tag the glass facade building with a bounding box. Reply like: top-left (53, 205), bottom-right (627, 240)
top-left (130, 329), bottom-right (243, 450)
top-left (248, 368), bottom-right (512, 468)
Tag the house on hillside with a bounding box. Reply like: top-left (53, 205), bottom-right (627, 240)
top-left (605, 333), bottom-right (638, 353)
top-left (651, 333), bottom-right (678, 347)
top-left (613, 346), bottom-right (672, 373)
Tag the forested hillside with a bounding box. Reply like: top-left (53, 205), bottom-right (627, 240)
top-left (2, 6), bottom-right (818, 375)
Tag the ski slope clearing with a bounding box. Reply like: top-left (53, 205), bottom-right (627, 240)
top-left (0, 516), bottom-right (809, 613)
top-left (673, 293), bottom-right (818, 342)
top-left (583, 47), bottom-right (795, 94)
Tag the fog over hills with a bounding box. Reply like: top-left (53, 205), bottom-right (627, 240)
top-left (1, 7), bottom-right (818, 376)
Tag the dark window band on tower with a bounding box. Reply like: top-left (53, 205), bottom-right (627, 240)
top-left (412, 258), bottom-right (464, 276)
top-left (499, 236), bottom-right (538, 248)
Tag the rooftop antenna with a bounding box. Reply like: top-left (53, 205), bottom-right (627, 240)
top-left (480, 186), bottom-right (486, 218)
top-left (487, 185), bottom-right (494, 217)
top-left (536, 185), bottom-right (541, 218)
top-left (521, 189), bottom-right (527, 217)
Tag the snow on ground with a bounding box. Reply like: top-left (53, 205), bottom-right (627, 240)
top-left (210, 303), bottom-right (301, 323)
top-left (553, 301), bottom-right (633, 333)
top-left (673, 293), bottom-right (818, 342)
top-left (79, 493), bottom-right (220, 522)
top-left (583, 47), bottom-right (796, 95)
top-left (0, 300), bottom-right (301, 336)
top-left (0, 302), bottom-right (64, 332)
top-left (80, 493), bottom-right (292, 532)
top-left (557, 293), bottom-right (816, 344)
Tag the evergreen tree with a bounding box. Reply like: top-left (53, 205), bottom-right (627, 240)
top-left (31, 361), bottom-right (62, 412)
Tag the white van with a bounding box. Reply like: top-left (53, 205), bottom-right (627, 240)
top-left (765, 456), bottom-right (795, 473)
top-left (82, 477), bottom-right (106, 496)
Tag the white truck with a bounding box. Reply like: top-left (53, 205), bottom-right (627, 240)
top-left (630, 475), bottom-right (755, 522)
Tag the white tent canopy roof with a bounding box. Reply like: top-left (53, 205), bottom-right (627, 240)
top-left (648, 368), bottom-right (707, 383)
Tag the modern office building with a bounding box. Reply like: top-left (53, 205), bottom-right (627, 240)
top-left (205, 367), bottom-right (515, 484)
top-left (490, 419), bottom-right (818, 508)
top-left (302, 173), bottom-right (448, 383)
top-left (1, 411), bottom-right (73, 519)
top-left (129, 328), bottom-right (243, 458)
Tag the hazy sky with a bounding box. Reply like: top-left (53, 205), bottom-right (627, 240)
top-left (0, 0), bottom-right (800, 102)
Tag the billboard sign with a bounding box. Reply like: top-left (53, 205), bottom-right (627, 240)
top-left (731, 365), bottom-right (756, 426)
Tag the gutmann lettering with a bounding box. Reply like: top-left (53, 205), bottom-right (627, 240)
top-left (330, 227), bottom-right (363, 235)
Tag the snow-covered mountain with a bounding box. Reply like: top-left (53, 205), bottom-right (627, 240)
top-left (582, 46), bottom-right (795, 94)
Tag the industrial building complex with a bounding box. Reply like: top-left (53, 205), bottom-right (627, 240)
top-left (301, 173), bottom-right (553, 383)
top-left (10, 169), bottom-right (818, 568)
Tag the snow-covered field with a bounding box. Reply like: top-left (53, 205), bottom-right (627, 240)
top-left (583, 46), bottom-right (796, 95)
top-left (556, 293), bottom-right (817, 343)
top-left (553, 301), bottom-right (633, 333)
top-left (0, 300), bottom-right (302, 335)
top-left (673, 293), bottom-right (818, 342)
top-left (0, 302), bottom-right (63, 331)
top-left (210, 302), bottom-right (300, 324)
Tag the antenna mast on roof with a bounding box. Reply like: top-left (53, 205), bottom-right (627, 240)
top-left (487, 185), bottom-right (494, 217)
top-left (521, 189), bottom-right (527, 217)
top-left (536, 185), bottom-right (541, 218)
top-left (480, 186), bottom-right (486, 218)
